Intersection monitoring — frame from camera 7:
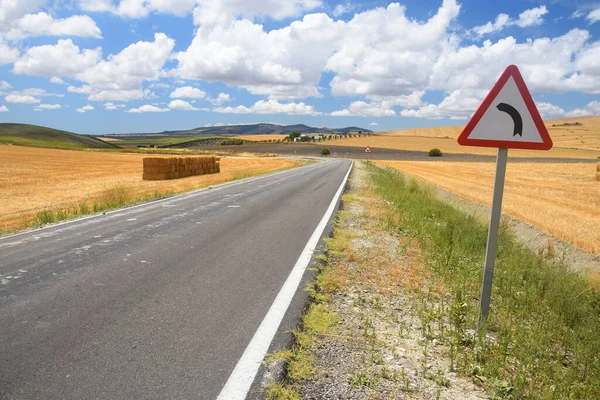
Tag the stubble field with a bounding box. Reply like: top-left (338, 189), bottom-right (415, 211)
top-left (376, 160), bottom-right (600, 255)
top-left (0, 146), bottom-right (298, 232)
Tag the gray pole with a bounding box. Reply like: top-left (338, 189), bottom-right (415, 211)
top-left (477, 147), bottom-right (508, 332)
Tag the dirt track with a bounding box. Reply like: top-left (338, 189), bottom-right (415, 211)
top-left (197, 143), bottom-right (599, 163)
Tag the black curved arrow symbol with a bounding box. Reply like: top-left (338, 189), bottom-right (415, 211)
top-left (496, 102), bottom-right (523, 137)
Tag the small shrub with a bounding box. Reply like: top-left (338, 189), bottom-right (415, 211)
top-left (220, 138), bottom-right (244, 145)
top-left (321, 147), bottom-right (331, 156)
top-left (428, 148), bottom-right (442, 157)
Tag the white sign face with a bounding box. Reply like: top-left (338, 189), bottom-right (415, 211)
top-left (458, 65), bottom-right (552, 150)
top-left (467, 76), bottom-right (542, 143)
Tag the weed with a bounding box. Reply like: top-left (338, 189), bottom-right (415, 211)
top-left (366, 163), bottom-right (600, 398)
top-left (348, 372), bottom-right (377, 388)
top-left (265, 382), bottom-right (301, 400)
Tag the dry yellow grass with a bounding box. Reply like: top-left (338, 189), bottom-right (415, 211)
top-left (380, 126), bottom-right (462, 138)
top-left (327, 135), bottom-right (600, 159)
top-left (0, 145), bottom-right (298, 231)
top-left (233, 134), bottom-right (288, 141)
top-left (376, 160), bottom-right (600, 255)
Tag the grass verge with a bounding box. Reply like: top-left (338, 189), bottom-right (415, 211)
top-left (367, 162), bottom-right (600, 398)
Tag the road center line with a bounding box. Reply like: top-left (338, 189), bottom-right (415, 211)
top-left (217, 161), bottom-right (353, 400)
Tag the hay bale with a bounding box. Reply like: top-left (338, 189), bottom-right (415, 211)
top-left (596, 163), bottom-right (600, 172)
top-left (596, 172), bottom-right (600, 182)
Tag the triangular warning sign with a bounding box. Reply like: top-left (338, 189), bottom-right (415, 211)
top-left (364, 146), bottom-right (372, 153)
top-left (458, 65), bottom-right (552, 150)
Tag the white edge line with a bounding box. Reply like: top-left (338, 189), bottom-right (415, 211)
top-left (0, 160), bottom-right (327, 241)
top-left (217, 160), bottom-right (353, 400)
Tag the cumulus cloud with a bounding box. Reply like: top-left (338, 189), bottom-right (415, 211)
top-left (128, 104), bottom-right (170, 113)
top-left (13, 39), bottom-right (101, 77)
top-left (104, 102), bottom-right (126, 110)
top-left (0, 0), bottom-right (45, 28)
top-left (50, 77), bottom-right (66, 85)
top-left (170, 86), bottom-right (206, 99)
top-left (587, 8), bottom-right (600, 24)
top-left (0, 81), bottom-right (10, 90)
top-left (34, 104), bottom-right (62, 111)
top-left (5, 94), bottom-right (40, 104)
top-left (208, 92), bottom-right (231, 105)
top-left (80, 0), bottom-right (198, 18)
top-left (192, 0), bottom-right (323, 26)
top-left (176, 12), bottom-right (345, 99)
top-left (76, 33), bottom-right (174, 91)
top-left (5, 12), bottom-right (102, 40)
top-left (536, 102), bottom-right (565, 118)
top-left (214, 99), bottom-right (321, 115)
top-left (76, 104), bottom-right (94, 113)
top-left (0, 105), bottom-right (8, 112)
top-left (369, 122), bottom-right (378, 126)
top-left (168, 99), bottom-right (198, 110)
top-left (565, 101), bottom-right (600, 117)
top-left (472, 6), bottom-right (548, 36)
top-left (88, 89), bottom-right (147, 101)
top-left (68, 85), bottom-right (93, 94)
top-left (0, 38), bottom-right (19, 65)
top-left (400, 89), bottom-right (486, 120)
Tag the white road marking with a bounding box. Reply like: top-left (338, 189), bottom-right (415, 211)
top-left (126, 218), bottom-right (137, 221)
top-left (227, 205), bottom-right (242, 208)
top-left (217, 161), bottom-right (353, 400)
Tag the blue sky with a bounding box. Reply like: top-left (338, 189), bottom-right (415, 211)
top-left (0, 0), bottom-right (599, 135)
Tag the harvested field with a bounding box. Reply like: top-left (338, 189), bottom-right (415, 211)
top-left (327, 136), bottom-right (600, 159)
top-left (376, 160), bottom-right (600, 255)
top-left (0, 145), bottom-right (298, 232)
top-left (233, 134), bottom-right (288, 141)
top-left (376, 116), bottom-right (600, 153)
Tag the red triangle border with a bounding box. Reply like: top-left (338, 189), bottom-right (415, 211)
top-left (457, 65), bottom-right (553, 150)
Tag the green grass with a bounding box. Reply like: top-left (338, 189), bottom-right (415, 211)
top-left (366, 162), bottom-right (600, 399)
top-left (0, 123), bottom-right (118, 149)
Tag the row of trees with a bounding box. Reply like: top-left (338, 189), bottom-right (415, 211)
top-left (284, 131), bottom-right (371, 142)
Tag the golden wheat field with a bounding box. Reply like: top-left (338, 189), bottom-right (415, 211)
top-left (234, 134), bottom-right (289, 141)
top-left (329, 135), bottom-right (600, 159)
top-left (376, 160), bottom-right (600, 255)
top-left (0, 146), bottom-right (298, 231)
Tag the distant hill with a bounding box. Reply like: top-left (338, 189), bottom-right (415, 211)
top-left (103, 123), bottom-right (372, 138)
top-left (0, 123), bottom-right (118, 149)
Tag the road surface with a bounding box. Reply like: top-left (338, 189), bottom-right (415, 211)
top-left (0, 159), bottom-right (352, 399)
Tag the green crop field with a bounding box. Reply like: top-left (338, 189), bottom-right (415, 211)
top-left (0, 123), bottom-right (118, 149)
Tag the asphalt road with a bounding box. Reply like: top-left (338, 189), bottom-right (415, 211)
top-left (0, 159), bottom-right (352, 400)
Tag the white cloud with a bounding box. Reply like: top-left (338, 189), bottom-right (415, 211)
top-left (0, 0), bottom-right (45, 28)
top-left (214, 99), bottom-right (321, 115)
top-left (128, 104), bottom-right (170, 113)
top-left (570, 10), bottom-right (585, 19)
top-left (68, 85), bottom-right (94, 94)
top-left (5, 94), bottom-right (40, 104)
top-left (400, 89), bottom-right (486, 120)
top-left (76, 33), bottom-right (175, 90)
top-left (13, 39), bottom-right (101, 77)
top-left (192, 0), bottom-right (323, 26)
top-left (50, 77), bottom-right (66, 85)
top-left (587, 8), bottom-right (600, 24)
top-left (104, 102), bottom-right (127, 110)
top-left (88, 89), bottom-right (147, 101)
top-left (536, 102), bottom-right (564, 118)
top-left (208, 92), bottom-right (231, 105)
top-left (11, 88), bottom-right (64, 98)
top-left (5, 12), bottom-right (102, 40)
top-left (170, 86), bottom-right (206, 99)
top-left (76, 104), bottom-right (95, 113)
top-left (0, 81), bottom-right (10, 90)
top-left (0, 38), bottom-right (19, 65)
top-left (327, 2), bottom-right (460, 98)
top-left (429, 29), bottom-right (600, 94)
top-left (0, 105), bottom-right (8, 112)
top-left (34, 104), bottom-right (62, 111)
top-left (80, 0), bottom-right (199, 18)
top-left (515, 6), bottom-right (548, 28)
top-left (565, 101), bottom-right (600, 117)
top-left (168, 99), bottom-right (199, 110)
top-left (472, 6), bottom-right (548, 36)
top-left (369, 122), bottom-right (378, 126)
top-left (332, 100), bottom-right (396, 117)
top-left (472, 13), bottom-right (510, 35)
top-left (176, 12), bottom-right (344, 99)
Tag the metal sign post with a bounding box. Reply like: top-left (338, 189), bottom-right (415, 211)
top-left (477, 147), bottom-right (508, 330)
top-left (456, 65), bottom-right (553, 334)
